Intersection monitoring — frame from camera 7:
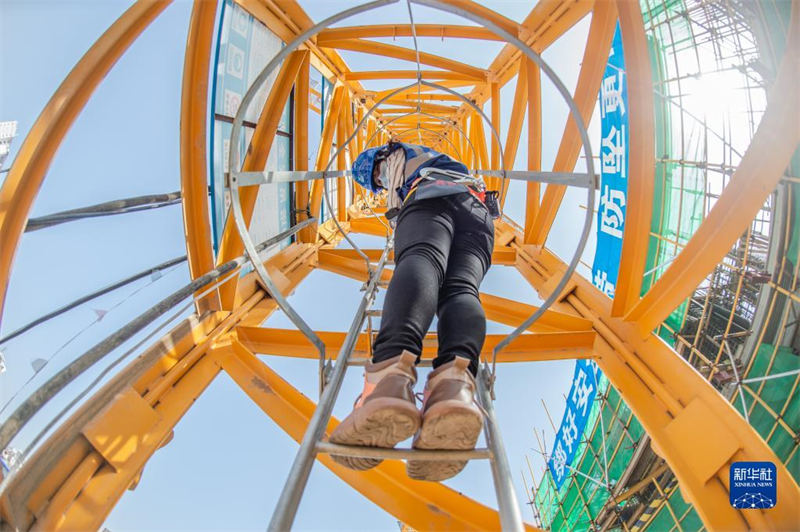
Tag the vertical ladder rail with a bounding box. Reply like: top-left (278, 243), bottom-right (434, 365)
top-left (478, 367), bottom-right (525, 531)
top-left (268, 240), bottom-right (393, 531)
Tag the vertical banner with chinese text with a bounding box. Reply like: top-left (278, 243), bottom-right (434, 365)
top-left (592, 23), bottom-right (629, 297)
top-left (547, 360), bottom-right (602, 490)
top-left (547, 23), bottom-right (627, 490)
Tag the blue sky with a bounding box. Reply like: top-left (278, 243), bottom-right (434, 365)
top-left (0, 1), bottom-right (599, 529)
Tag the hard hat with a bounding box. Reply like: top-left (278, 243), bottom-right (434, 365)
top-left (351, 146), bottom-right (385, 193)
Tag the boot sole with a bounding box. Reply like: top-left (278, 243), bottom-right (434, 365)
top-left (329, 397), bottom-right (421, 471)
top-left (407, 400), bottom-right (483, 481)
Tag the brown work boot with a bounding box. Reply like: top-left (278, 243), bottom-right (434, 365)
top-left (407, 356), bottom-right (484, 481)
top-left (329, 350), bottom-right (421, 470)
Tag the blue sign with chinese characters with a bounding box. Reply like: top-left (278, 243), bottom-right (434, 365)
top-left (592, 22), bottom-right (629, 298)
top-left (547, 23), bottom-right (627, 491)
top-left (548, 360), bottom-right (601, 490)
top-left (730, 461), bottom-right (777, 509)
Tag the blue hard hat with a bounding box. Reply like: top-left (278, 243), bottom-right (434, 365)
top-left (352, 146), bottom-right (385, 193)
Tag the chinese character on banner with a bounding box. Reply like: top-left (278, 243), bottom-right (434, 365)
top-left (571, 368), bottom-right (594, 417)
top-left (549, 359), bottom-right (598, 489)
top-left (600, 185), bottom-right (626, 239)
top-left (601, 70), bottom-right (626, 118)
top-left (552, 442), bottom-right (567, 480)
top-left (594, 269), bottom-right (616, 297)
top-left (601, 125), bottom-right (627, 177)
top-left (562, 409), bottom-right (579, 454)
top-left (548, 360), bottom-right (600, 489)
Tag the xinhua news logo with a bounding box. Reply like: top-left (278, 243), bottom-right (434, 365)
top-left (729, 461), bottom-right (777, 509)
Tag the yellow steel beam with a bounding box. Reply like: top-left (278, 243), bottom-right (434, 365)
top-left (381, 99), bottom-right (460, 114)
top-left (47, 354), bottom-right (223, 530)
top-left (317, 247), bottom-right (394, 283)
top-left (215, 49), bottom-right (308, 308)
top-left (496, 220), bottom-right (800, 531)
top-left (440, 0), bottom-right (592, 128)
top-left (479, 292), bottom-right (594, 332)
top-left (371, 82), bottom-right (455, 102)
top-left (379, 107), bottom-right (454, 116)
top-left (470, 112), bottom-right (489, 171)
top-left (219, 340), bottom-right (541, 531)
top-left (432, 0), bottom-right (522, 37)
top-left (393, 131), bottom-right (448, 145)
top-left (366, 118), bottom-right (376, 148)
top-left (319, 246), bottom-right (517, 266)
top-left (625, 1), bottom-right (800, 335)
top-left (523, 59), bottom-right (542, 243)
top-left (304, 84), bottom-right (346, 241)
top-left (317, 24), bottom-right (505, 43)
top-left (526, 0), bottom-right (617, 246)
top-left (459, 115), bottom-right (469, 165)
top-left (319, 38), bottom-right (487, 80)
top-left (0, 243), bottom-right (319, 530)
top-left (294, 51), bottom-right (311, 231)
top-left (235, 327), bottom-right (595, 364)
top-left (488, 81), bottom-right (501, 191)
top-left (0, 0), bottom-right (170, 327)
top-left (490, 0), bottom-right (592, 85)
top-left (355, 106), bottom-right (364, 154)
top-left (336, 100), bottom-right (348, 221)
top-left (180, 0), bottom-right (220, 313)
top-left (344, 70), bottom-right (483, 81)
top-left (499, 61), bottom-right (527, 203)
top-left (328, 28), bottom-right (486, 50)
top-left (347, 216), bottom-right (396, 237)
top-left (0, 313), bottom-right (225, 529)
top-left (396, 93), bottom-right (470, 102)
top-left (386, 116), bottom-right (449, 126)
top-left (610, 0), bottom-right (655, 317)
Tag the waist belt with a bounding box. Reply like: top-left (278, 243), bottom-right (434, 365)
top-left (404, 168), bottom-right (487, 204)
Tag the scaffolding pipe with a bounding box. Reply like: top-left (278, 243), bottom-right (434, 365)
top-left (0, 255), bottom-right (187, 345)
top-left (24, 190), bottom-right (188, 232)
top-left (0, 218), bottom-right (315, 452)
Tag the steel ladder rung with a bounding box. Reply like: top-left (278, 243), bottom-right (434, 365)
top-left (317, 441), bottom-right (493, 461)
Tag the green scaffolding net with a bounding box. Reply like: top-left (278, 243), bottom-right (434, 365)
top-left (532, 0), bottom-right (798, 529)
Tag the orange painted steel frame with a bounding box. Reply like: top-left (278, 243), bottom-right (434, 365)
top-left (1, 0), bottom-right (799, 530)
top-left (180, 0), bottom-right (219, 312)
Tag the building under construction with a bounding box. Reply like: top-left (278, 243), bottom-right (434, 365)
top-left (0, 0), bottom-right (798, 530)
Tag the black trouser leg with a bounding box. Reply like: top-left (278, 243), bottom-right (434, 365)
top-left (371, 198), bottom-right (453, 363)
top-left (372, 194), bottom-right (494, 375)
top-left (434, 230), bottom-right (492, 376)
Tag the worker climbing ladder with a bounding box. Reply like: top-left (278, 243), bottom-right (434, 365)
top-left (219, 3), bottom-right (597, 527)
top-left (262, 235), bottom-right (524, 531)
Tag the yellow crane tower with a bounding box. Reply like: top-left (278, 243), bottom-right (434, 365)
top-left (0, 0), bottom-right (798, 530)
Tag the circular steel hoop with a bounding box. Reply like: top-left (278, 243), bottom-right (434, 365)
top-left (226, 0), bottom-right (595, 368)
